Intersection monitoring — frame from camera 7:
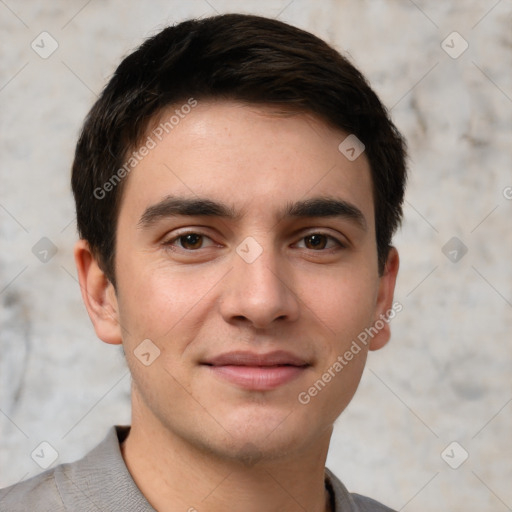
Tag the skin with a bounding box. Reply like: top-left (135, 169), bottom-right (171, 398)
top-left (75, 100), bottom-right (399, 512)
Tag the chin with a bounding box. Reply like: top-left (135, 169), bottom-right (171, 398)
top-left (218, 414), bottom-right (317, 462)
top-left (215, 431), bottom-right (305, 466)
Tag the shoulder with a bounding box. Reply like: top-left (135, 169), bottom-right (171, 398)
top-left (0, 426), bottom-right (154, 512)
top-left (325, 467), bottom-right (396, 512)
top-left (0, 467), bottom-right (65, 512)
top-left (0, 426), bottom-right (122, 512)
top-left (351, 493), bottom-right (397, 512)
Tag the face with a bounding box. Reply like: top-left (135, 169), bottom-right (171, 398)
top-left (78, 100), bottom-right (398, 463)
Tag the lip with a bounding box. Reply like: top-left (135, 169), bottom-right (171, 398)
top-left (204, 350), bottom-right (309, 367)
top-left (202, 350), bottom-right (310, 391)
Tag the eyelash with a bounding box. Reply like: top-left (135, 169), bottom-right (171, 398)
top-left (162, 230), bottom-right (346, 252)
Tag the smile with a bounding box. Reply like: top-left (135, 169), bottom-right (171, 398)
top-left (202, 350), bottom-right (310, 391)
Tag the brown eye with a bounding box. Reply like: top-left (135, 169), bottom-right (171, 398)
top-left (298, 233), bottom-right (344, 251)
top-left (164, 231), bottom-right (215, 251)
top-left (178, 233), bottom-right (204, 250)
top-left (304, 234), bottom-right (328, 250)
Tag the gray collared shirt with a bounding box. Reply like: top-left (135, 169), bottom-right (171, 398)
top-left (0, 426), bottom-right (395, 511)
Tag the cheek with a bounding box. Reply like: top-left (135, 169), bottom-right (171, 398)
top-left (318, 354), bottom-right (368, 423)
top-left (301, 270), bottom-right (378, 339)
top-left (115, 253), bottom-right (216, 349)
top-left (306, 272), bottom-right (376, 414)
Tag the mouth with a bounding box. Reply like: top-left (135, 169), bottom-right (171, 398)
top-left (201, 350), bottom-right (310, 391)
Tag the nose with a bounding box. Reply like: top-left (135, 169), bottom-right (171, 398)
top-left (219, 239), bottom-right (300, 329)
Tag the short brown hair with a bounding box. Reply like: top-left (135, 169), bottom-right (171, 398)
top-left (71, 13), bottom-right (407, 285)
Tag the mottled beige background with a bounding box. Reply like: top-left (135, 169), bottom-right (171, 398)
top-left (1, 1), bottom-right (511, 510)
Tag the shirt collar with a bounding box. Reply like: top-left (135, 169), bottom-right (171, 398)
top-left (60, 425), bottom-right (359, 511)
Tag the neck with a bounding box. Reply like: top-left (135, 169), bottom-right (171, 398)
top-left (121, 406), bottom-right (333, 512)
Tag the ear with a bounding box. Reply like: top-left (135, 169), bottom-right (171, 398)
top-left (369, 247), bottom-right (400, 351)
top-left (74, 239), bottom-right (123, 345)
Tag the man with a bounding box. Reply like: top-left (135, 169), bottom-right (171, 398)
top-left (0, 13), bottom-right (406, 512)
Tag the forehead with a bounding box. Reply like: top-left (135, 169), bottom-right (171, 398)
top-left (118, 100), bottom-right (374, 229)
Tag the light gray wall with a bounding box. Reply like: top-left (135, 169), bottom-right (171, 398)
top-left (1, 1), bottom-right (511, 510)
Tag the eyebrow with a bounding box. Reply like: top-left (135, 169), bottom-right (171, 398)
top-left (138, 195), bottom-right (367, 231)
